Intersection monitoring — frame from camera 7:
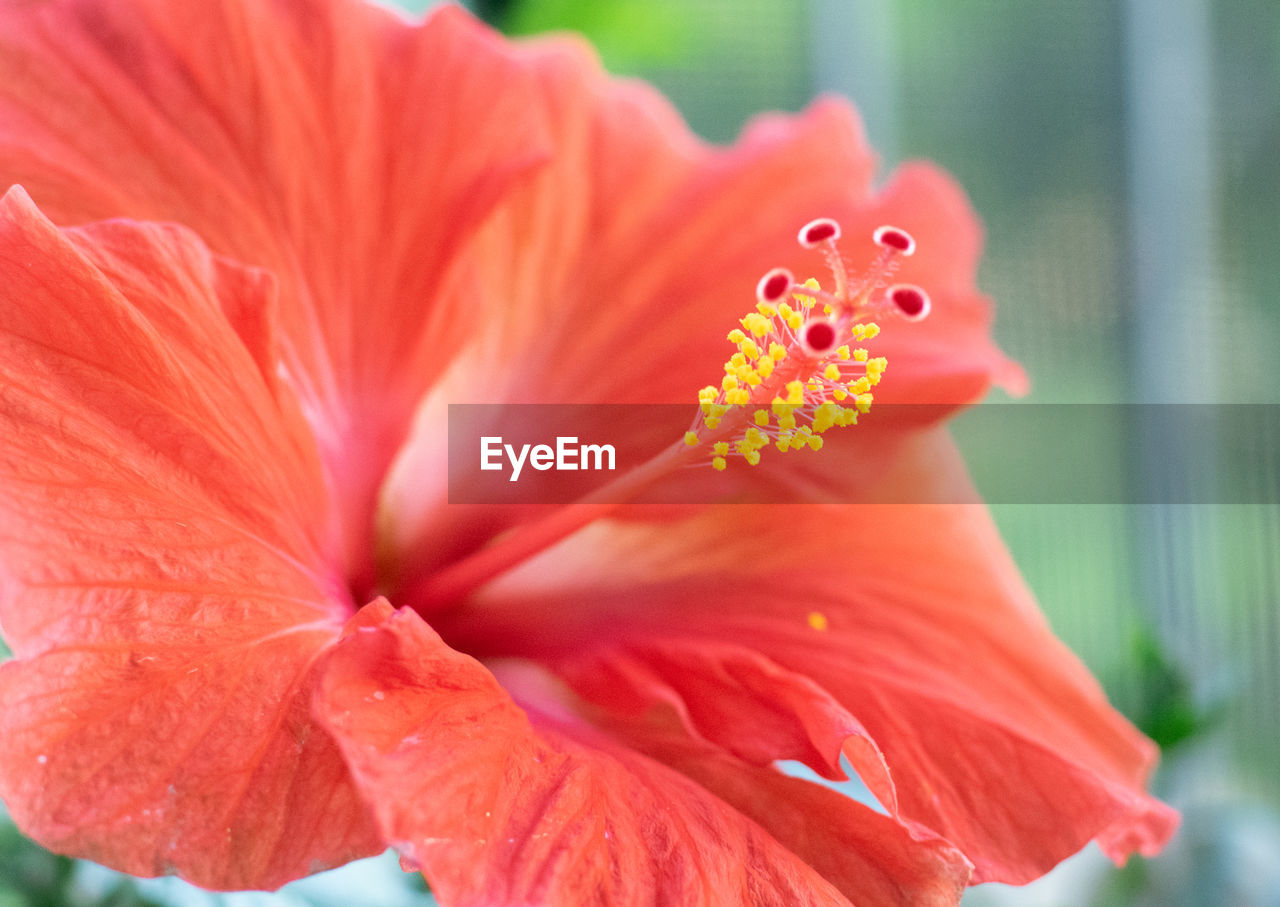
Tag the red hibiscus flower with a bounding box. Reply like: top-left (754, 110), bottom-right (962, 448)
top-left (0, 1), bottom-right (1176, 904)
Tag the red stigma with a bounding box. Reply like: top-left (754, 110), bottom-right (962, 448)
top-left (798, 218), bottom-right (841, 248)
top-left (873, 225), bottom-right (916, 256)
top-left (888, 284), bottom-right (930, 321)
top-left (756, 267), bottom-right (794, 303)
top-left (801, 319), bottom-right (836, 353)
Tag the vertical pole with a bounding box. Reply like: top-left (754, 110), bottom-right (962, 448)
top-left (1123, 0), bottom-right (1219, 736)
top-left (1125, 0), bottom-right (1217, 405)
top-left (807, 0), bottom-right (900, 173)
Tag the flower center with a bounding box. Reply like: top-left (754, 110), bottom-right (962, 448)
top-left (407, 220), bottom-right (931, 613)
top-left (681, 218), bottom-right (930, 470)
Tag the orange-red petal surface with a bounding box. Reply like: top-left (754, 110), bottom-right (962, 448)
top-left (0, 1), bottom-right (551, 572)
top-left (450, 37), bottom-right (1020, 407)
top-left (380, 36), bottom-right (1023, 577)
top-left (433, 429), bottom-right (1177, 885)
top-left (607, 717), bottom-right (973, 905)
top-left (0, 0), bottom-right (1172, 898)
top-left (456, 42), bottom-right (874, 405)
top-left (830, 163), bottom-right (1029, 402)
top-left (0, 189), bottom-right (379, 887)
top-left (315, 601), bottom-right (971, 905)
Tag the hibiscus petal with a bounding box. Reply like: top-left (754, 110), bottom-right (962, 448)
top-left (0, 1), bottom-right (552, 565)
top-left (609, 715), bottom-right (973, 906)
top-left (830, 163), bottom-right (1029, 402)
top-left (0, 189), bottom-right (379, 887)
top-left (446, 40), bottom-right (879, 406)
top-left (377, 54), bottom-right (866, 567)
top-left (380, 38), bottom-right (1022, 578)
top-left (432, 428), bottom-right (1177, 885)
top-left (436, 37), bottom-right (1020, 408)
top-left (316, 601), bottom-right (971, 906)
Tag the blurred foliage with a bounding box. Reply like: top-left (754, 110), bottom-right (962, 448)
top-left (0, 812), bottom-right (160, 907)
top-left (0, 814), bottom-right (436, 907)
top-left (465, 0), bottom-right (709, 68)
top-left (1122, 629), bottom-right (1221, 752)
top-left (460, 0), bottom-right (513, 27)
top-left (456, 0), bottom-right (812, 141)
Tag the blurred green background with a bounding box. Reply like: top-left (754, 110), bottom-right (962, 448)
top-left (3, 0), bottom-right (1277, 904)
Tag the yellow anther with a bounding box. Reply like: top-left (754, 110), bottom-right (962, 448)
top-left (684, 431), bottom-right (699, 447)
top-left (769, 342), bottom-right (787, 362)
top-left (786, 310), bottom-right (803, 330)
top-left (726, 388), bottom-right (750, 405)
top-left (753, 409), bottom-right (770, 426)
top-left (848, 377), bottom-right (871, 395)
top-left (713, 441), bottom-right (729, 456)
top-left (744, 450), bottom-right (762, 466)
top-left (722, 374), bottom-right (739, 392)
top-left (756, 357), bottom-right (775, 379)
top-left (698, 385), bottom-right (718, 403)
top-left (795, 278), bottom-right (821, 307)
top-left (705, 417), bottom-right (720, 429)
top-left (771, 397), bottom-right (794, 416)
top-left (853, 348), bottom-right (869, 362)
top-left (832, 388), bottom-right (848, 401)
top-left (736, 439), bottom-right (752, 456)
top-left (745, 427), bottom-right (767, 448)
top-left (855, 394), bottom-right (874, 414)
top-left (779, 302), bottom-right (795, 320)
top-left (863, 324), bottom-right (880, 339)
top-left (730, 351), bottom-right (747, 368)
top-left (836, 345), bottom-right (850, 360)
top-left (838, 409), bottom-right (858, 427)
top-left (756, 301), bottom-right (778, 317)
top-left (806, 381), bottom-right (821, 392)
top-left (712, 456), bottom-right (727, 471)
top-left (776, 432), bottom-right (793, 452)
top-left (823, 364), bottom-right (842, 381)
top-left (785, 380), bottom-right (805, 405)
top-left (807, 611), bottom-right (829, 632)
top-left (807, 435), bottom-right (823, 451)
top-left (823, 304), bottom-right (833, 315)
top-left (734, 364), bottom-right (753, 382)
top-left (742, 313), bottom-right (772, 337)
top-left (813, 402), bottom-right (839, 433)
top-left (727, 328), bottom-right (746, 343)
top-left (743, 370), bottom-right (763, 387)
top-left (867, 357), bottom-right (887, 381)
top-left (741, 339), bottom-right (760, 360)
